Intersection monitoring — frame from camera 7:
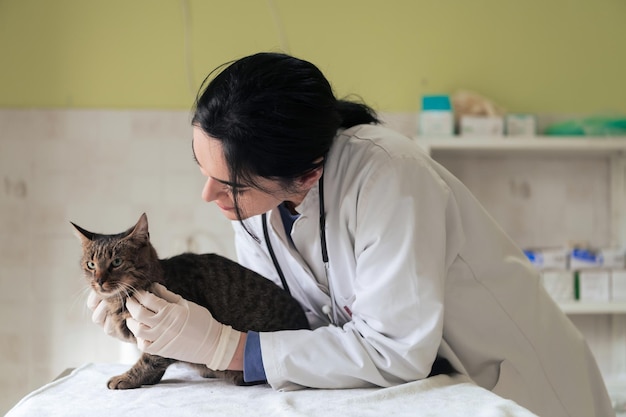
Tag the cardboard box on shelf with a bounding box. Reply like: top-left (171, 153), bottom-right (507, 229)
top-left (505, 114), bottom-right (536, 137)
top-left (460, 116), bottom-right (504, 136)
top-left (541, 270), bottom-right (574, 302)
top-left (569, 248), bottom-right (603, 270)
top-left (524, 247), bottom-right (569, 270)
top-left (577, 269), bottom-right (611, 302)
top-left (611, 270), bottom-right (626, 301)
top-left (599, 248), bottom-right (626, 269)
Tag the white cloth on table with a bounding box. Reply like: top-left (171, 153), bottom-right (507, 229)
top-left (6, 362), bottom-right (538, 417)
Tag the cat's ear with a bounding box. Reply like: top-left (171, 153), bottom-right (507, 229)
top-left (128, 213), bottom-right (150, 241)
top-left (70, 222), bottom-right (95, 244)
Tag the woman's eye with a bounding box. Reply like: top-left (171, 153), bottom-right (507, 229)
top-left (111, 258), bottom-right (123, 267)
top-left (86, 261), bottom-right (96, 270)
top-left (227, 186), bottom-right (249, 195)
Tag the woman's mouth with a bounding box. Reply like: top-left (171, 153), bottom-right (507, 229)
top-left (216, 203), bottom-right (234, 211)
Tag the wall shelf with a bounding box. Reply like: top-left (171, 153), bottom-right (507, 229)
top-left (418, 135), bottom-right (626, 317)
top-left (558, 302), bottom-right (626, 315)
top-left (413, 132), bottom-right (626, 386)
top-left (415, 136), bottom-right (626, 156)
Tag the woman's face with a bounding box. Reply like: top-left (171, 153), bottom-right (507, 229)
top-left (192, 126), bottom-right (293, 220)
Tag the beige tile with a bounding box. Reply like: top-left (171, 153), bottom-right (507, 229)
top-left (161, 136), bottom-right (197, 174)
top-left (0, 264), bottom-right (32, 302)
top-left (0, 201), bottom-right (29, 234)
top-left (0, 363), bottom-right (30, 416)
top-left (0, 233), bottom-right (29, 268)
top-left (0, 110), bottom-right (67, 142)
top-left (129, 175), bottom-right (163, 204)
top-left (26, 204), bottom-right (68, 236)
top-left (63, 109), bottom-right (132, 143)
top-left (66, 204), bottom-right (136, 233)
top-left (0, 140), bottom-right (34, 178)
top-left (129, 110), bottom-right (190, 141)
top-left (435, 154), bottom-right (611, 248)
top-left (162, 172), bottom-right (203, 205)
top-left (126, 138), bottom-right (166, 175)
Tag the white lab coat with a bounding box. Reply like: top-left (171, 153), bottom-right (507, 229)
top-left (233, 124), bottom-right (614, 417)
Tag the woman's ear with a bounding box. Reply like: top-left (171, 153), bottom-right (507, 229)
top-left (297, 166), bottom-right (323, 191)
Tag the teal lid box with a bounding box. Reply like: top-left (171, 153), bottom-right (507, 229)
top-left (422, 95), bottom-right (452, 111)
top-left (418, 94), bottom-right (454, 136)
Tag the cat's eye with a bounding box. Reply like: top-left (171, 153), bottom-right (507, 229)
top-left (86, 261), bottom-right (96, 270)
top-left (111, 258), bottom-right (123, 268)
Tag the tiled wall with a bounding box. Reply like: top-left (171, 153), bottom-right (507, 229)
top-left (0, 109), bottom-right (238, 414)
top-left (1, 109), bottom-right (623, 413)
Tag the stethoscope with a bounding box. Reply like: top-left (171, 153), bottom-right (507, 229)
top-left (261, 173), bottom-right (338, 326)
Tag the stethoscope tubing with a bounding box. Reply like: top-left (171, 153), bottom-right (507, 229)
top-left (262, 173), bottom-right (337, 325)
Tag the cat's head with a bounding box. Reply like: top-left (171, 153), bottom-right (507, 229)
top-left (71, 213), bottom-right (159, 299)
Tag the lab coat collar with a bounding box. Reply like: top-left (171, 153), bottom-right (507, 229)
top-left (292, 176), bottom-right (321, 218)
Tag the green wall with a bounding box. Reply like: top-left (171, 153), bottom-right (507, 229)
top-left (1, 0), bottom-right (625, 114)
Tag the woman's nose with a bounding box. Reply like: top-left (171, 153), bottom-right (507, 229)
top-left (201, 177), bottom-right (221, 202)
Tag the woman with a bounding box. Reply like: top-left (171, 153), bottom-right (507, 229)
top-left (90, 52), bottom-right (613, 417)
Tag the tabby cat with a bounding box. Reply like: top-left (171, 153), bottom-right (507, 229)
top-left (72, 213), bottom-right (310, 390)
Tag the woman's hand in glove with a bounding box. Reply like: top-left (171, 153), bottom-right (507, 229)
top-left (87, 290), bottom-right (131, 342)
top-left (125, 283), bottom-right (242, 371)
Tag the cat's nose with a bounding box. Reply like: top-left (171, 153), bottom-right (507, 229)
top-left (94, 272), bottom-right (105, 288)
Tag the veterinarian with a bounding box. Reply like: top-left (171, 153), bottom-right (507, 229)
top-left (89, 52), bottom-right (613, 417)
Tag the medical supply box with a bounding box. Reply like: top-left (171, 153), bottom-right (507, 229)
top-left (611, 270), bottom-right (626, 301)
top-left (524, 248), bottom-right (569, 270)
top-left (459, 116), bottom-right (504, 137)
top-left (418, 95), bottom-right (454, 136)
top-left (577, 270), bottom-right (611, 302)
top-left (541, 270), bottom-right (575, 302)
top-left (505, 114), bottom-right (536, 137)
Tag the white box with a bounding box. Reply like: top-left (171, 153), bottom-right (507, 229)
top-left (578, 270), bottom-right (611, 302)
top-left (505, 114), bottom-right (536, 137)
top-left (418, 111), bottom-right (454, 136)
top-left (611, 270), bottom-right (626, 301)
top-left (524, 248), bottom-right (568, 270)
top-left (570, 248), bottom-right (603, 270)
top-left (541, 270), bottom-right (574, 302)
top-left (460, 116), bottom-right (504, 136)
top-left (599, 248), bottom-right (626, 269)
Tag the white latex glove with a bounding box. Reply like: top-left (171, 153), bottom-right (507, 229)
top-left (87, 290), bottom-right (125, 340)
top-left (125, 283), bottom-right (241, 371)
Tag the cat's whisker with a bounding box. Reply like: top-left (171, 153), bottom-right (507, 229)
top-left (118, 282), bottom-right (139, 301)
top-left (112, 286), bottom-right (126, 306)
top-left (71, 284), bottom-right (94, 317)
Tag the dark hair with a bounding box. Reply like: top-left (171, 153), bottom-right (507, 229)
top-left (192, 52), bottom-right (379, 219)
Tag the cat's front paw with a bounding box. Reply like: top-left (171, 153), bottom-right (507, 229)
top-left (107, 374), bottom-right (142, 390)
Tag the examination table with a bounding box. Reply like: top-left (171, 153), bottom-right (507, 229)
top-left (6, 362), bottom-right (539, 416)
